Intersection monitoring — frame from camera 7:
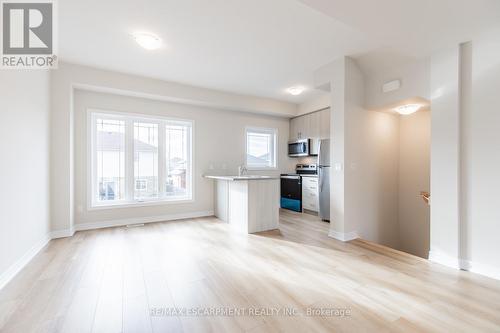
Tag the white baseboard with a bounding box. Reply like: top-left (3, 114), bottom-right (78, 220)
top-left (74, 210), bottom-right (215, 231)
top-left (459, 258), bottom-right (472, 271)
top-left (0, 234), bottom-right (51, 291)
top-left (469, 261), bottom-right (500, 281)
top-left (429, 250), bottom-right (500, 280)
top-left (0, 210), bottom-right (214, 291)
top-left (328, 229), bottom-right (359, 242)
top-left (428, 249), bottom-right (461, 269)
top-left (50, 228), bottom-right (75, 239)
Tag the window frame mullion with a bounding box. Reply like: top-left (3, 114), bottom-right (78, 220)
top-left (158, 120), bottom-right (166, 198)
top-left (125, 118), bottom-right (135, 201)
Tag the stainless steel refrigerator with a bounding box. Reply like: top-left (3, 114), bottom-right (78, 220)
top-left (318, 139), bottom-right (330, 221)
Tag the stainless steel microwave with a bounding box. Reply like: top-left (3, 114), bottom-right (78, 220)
top-left (288, 139), bottom-right (310, 157)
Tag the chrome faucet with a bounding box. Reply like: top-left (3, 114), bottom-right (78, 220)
top-left (238, 165), bottom-right (248, 176)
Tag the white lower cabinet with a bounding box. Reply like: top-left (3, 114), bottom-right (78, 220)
top-left (302, 176), bottom-right (319, 212)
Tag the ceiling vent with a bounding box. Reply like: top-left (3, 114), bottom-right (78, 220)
top-left (382, 79), bottom-right (401, 93)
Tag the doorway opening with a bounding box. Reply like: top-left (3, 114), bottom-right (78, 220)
top-left (396, 108), bottom-right (431, 258)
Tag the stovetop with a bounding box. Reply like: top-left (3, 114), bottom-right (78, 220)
top-left (281, 164), bottom-right (318, 177)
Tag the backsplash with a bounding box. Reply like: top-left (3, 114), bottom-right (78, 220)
top-left (297, 156), bottom-right (318, 165)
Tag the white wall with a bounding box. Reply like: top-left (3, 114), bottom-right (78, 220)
top-left (344, 58), bottom-right (400, 247)
top-left (51, 62), bottom-right (297, 234)
top-left (428, 32), bottom-right (500, 279)
top-left (315, 36), bottom-right (500, 279)
top-left (324, 57), bottom-right (400, 246)
top-left (364, 58), bottom-right (430, 110)
top-left (348, 109), bottom-right (400, 248)
top-left (362, 59), bottom-right (432, 257)
top-left (0, 71), bottom-right (51, 286)
top-left (398, 111), bottom-right (431, 258)
top-left (321, 56), bottom-right (433, 253)
top-left (297, 93), bottom-right (330, 115)
top-left (73, 90), bottom-right (294, 226)
top-left (465, 32), bottom-right (500, 274)
top-left (429, 46), bottom-right (462, 265)
top-left (329, 57), bottom-right (347, 235)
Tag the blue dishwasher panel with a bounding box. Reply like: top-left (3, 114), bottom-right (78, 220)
top-left (280, 197), bottom-right (301, 212)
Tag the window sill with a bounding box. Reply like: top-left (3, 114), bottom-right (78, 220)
top-left (88, 197), bottom-right (194, 211)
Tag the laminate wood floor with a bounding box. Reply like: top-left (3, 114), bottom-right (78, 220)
top-left (1, 210), bottom-right (500, 332)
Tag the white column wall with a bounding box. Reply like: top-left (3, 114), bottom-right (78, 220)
top-left (428, 46), bottom-right (461, 266)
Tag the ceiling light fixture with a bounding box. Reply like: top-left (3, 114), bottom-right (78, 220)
top-left (394, 104), bottom-right (421, 115)
top-left (286, 86), bottom-right (305, 96)
top-left (131, 32), bottom-right (162, 50)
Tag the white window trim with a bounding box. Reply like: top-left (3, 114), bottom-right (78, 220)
top-left (87, 108), bottom-right (194, 210)
top-left (245, 126), bottom-right (278, 170)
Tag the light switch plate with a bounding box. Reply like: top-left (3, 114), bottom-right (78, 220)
top-left (335, 163), bottom-right (343, 171)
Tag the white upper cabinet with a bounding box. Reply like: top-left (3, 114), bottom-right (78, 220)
top-left (300, 114), bottom-right (311, 139)
top-left (309, 111), bottom-right (321, 139)
top-left (319, 108), bottom-right (330, 139)
top-left (290, 117), bottom-right (299, 141)
top-left (289, 108), bottom-right (330, 141)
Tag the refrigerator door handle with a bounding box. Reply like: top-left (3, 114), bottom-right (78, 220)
top-left (318, 167), bottom-right (323, 192)
top-left (318, 140), bottom-right (322, 163)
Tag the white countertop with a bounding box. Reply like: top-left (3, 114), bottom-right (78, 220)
top-left (204, 175), bottom-right (279, 181)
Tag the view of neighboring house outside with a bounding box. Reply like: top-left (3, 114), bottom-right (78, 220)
top-left (95, 117), bottom-right (189, 204)
top-left (165, 124), bottom-right (188, 198)
top-left (246, 127), bottom-right (277, 169)
top-left (134, 122), bottom-right (159, 200)
top-left (96, 119), bottom-right (126, 201)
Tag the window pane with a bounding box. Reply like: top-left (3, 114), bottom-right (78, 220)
top-left (134, 122), bottom-right (159, 199)
top-left (96, 118), bottom-right (125, 201)
top-left (247, 130), bottom-right (274, 167)
top-left (165, 124), bottom-right (189, 198)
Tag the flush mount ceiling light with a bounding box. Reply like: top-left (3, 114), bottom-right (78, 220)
top-left (394, 104), bottom-right (421, 115)
top-left (131, 32), bottom-right (162, 50)
top-left (286, 86), bottom-right (305, 96)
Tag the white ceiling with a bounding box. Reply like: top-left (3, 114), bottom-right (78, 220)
top-left (59, 0), bottom-right (500, 103)
top-left (300, 0), bottom-right (500, 73)
top-left (59, 0), bottom-right (375, 103)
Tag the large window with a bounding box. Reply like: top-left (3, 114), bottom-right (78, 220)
top-left (245, 127), bottom-right (277, 169)
top-left (90, 111), bottom-right (192, 207)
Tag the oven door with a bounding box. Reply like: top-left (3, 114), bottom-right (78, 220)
top-left (280, 175), bottom-right (302, 212)
top-left (288, 140), bottom-right (309, 157)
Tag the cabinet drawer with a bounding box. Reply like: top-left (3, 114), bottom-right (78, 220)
top-left (302, 177), bottom-right (319, 212)
top-left (303, 176), bottom-right (318, 183)
top-left (306, 185), bottom-right (318, 191)
top-left (302, 178), bottom-right (319, 192)
top-left (302, 177), bottom-right (318, 187)
top-left (303, 199), bottom-right (318, 211)
top-left (303, 195), bottom-right (317, 206)
top-left (302, 192), bottom-right (318, 209)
